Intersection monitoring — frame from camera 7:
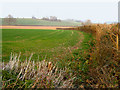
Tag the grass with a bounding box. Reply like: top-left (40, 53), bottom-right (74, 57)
top-left (2, 55), bottom-right (75, 88)
top-left (2, 29), bottom-right (92, 62)
top-left (2, 29), bottom-right (94, 88)
top-left (0, 18), bottom-right (81, 26)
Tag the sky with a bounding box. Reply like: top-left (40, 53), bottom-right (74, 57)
top-left (0, 0), bottom-right (119, 23)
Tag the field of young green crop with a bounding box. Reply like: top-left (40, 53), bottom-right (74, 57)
top-left (1, 18), bottom-right (81, 26)
top-left (2, 29), bottom-right (93, 63)
top-left (2, 29), bottom-right (79, 62)
top-left (2, 29), bottom-right (95, 88)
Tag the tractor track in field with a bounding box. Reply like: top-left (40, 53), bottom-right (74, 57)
top-left (44, 31), bottom-right (84, 59)
top-left (2, 27), bottom-right (84, 62)
top-left (2, 30), bottom-right (59, 43)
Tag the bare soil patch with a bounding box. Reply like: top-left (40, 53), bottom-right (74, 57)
top-left (0, 26), bottom-right (72, 30)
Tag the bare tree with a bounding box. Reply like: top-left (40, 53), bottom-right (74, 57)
top-left (41, 16), bottom-right (61, 22)
top-left (7, 14), bottom-right (13, 18)
top-left (49, 16), bottom-right (57, 21)
top-left (3, 14), bottom-right (16, 25)
top-left (84, 20), bottom-right (92, 25)
top-left (32, 16), bottom-right (36, 19)
top-left (41, 17), bottom-right (49, 20)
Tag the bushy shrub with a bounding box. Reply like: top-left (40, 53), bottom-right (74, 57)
top-left (76, 24), bottom-right (120, 88)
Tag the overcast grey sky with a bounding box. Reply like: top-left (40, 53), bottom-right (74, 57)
top-left (0, 1), bottom-right (118, 23)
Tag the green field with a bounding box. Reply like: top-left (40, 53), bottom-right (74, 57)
top-left (2, 28), bottom-right (93, 70)
top-left (2, 29), bottom-right (94, 88)
top-left (1, 18), bottom-right (81, 26)
top-left (2, 29), bottom-right (89, 62)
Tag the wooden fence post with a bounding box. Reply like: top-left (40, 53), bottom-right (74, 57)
top-left (116, 34), bottom-right (119, 51)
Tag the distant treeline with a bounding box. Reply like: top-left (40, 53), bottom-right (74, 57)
top-left (1, 14), bottom-right (93, 26)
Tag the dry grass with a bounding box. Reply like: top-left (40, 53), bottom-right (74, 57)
top-left (2, 53), bottom-right (75, 88)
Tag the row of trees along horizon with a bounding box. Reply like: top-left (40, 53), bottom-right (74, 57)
top-left (2, 14), bottom-right (92, 25)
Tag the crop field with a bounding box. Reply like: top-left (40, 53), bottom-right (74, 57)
top-left (0, 26), bottom-right (72, 30)
top-left (2, 29), bottom-right (92, 63)
top-left (0, 18), bottom-right (81, 26)
top-left (2, 28), bottom-right (96, 88)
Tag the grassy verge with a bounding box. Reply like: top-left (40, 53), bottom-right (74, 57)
top-left (76, 24), bottom-right (120, 88)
